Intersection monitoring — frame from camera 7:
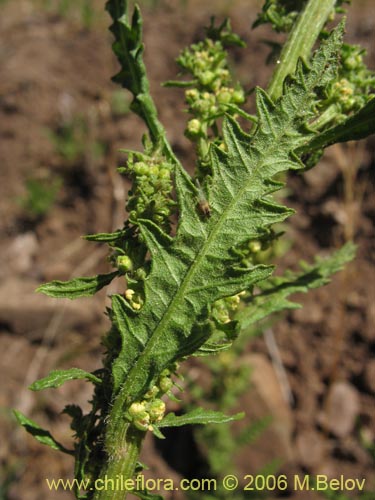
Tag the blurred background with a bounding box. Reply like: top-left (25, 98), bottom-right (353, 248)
top-left (0, 1), bottom-right (374, 499)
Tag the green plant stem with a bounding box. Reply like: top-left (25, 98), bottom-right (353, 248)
top-left (94, 425), bottom-right (143, 500)
top-left (267, 0), bottom-right (336, 100)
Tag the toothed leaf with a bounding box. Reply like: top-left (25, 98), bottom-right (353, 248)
top-left (109, 25), bottom-right (347, 414)
top-left (13, 410), bottom-right (74, 454)
top-left (158, 409), bottom-right (244, 428)
top-left (237, 242), bottom-right (356, 329)
top-left (37, 272), bottom-right (118, 299)
top-left (29, 369), bottom-right (102, 391)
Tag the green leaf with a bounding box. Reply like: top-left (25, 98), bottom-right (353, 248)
top-left (299, 98), bottom-right (375, 153)
top-left (13, 410), bottom-right (74, 455)
top-left (106, 0), bottom-right (173, 159)
top-left (29, 368), bottom-right (102, 391)
top-left (106, 27), bottom-right (347, 438)
top-left (158, 408), bottom-right (244, 428)
top-left (37, 271), bottom-right (118, 299)
top-left (151, 426), bottom-right (165, 440)
top-left (236, 242), bottom-right (356, 330)
top-left (83, 230), bottom-right (127, 242)
top-left (163, 79), bottom-right (198, 88)
top-left (196, 340), bottom-right (233, 356)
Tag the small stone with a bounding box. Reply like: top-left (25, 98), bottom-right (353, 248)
top-left (295, 429), bottom-right (326, 468)
top-left (5, 232), bottom-right (38, 275)
top-left (320, 381), bottom-right (360, 438)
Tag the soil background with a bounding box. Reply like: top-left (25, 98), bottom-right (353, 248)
top-left (0, 1), bottom-right (374, 499)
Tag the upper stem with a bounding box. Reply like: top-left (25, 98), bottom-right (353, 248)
top-left (267, 0), bottom-right (337, 101)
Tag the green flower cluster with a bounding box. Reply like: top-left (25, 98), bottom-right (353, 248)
top-left (211, 293), bottom-right (244, 325)
top-left (321, 44), bottom-right (375, 117)
top-left (210, 230), bottom-right (281, 328)
top-left (108, 145), bottom-right (176, 307)
top-left (167, 19), bottom-right (247, 175)
top-left (177, 39), bottom-right (245, 140)
top-left (309, 43), bottom-right (375, 133)
top-left (127, 364), bottom-right (179, 432)
top-left (119, 149), bottom-right (175, 232)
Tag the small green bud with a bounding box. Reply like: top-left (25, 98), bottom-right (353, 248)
top-left (125, 288), bottom-right (135, 301)
top-left (209, 105), bottom-right (218, 115)
top-left (344, 55), bottom-right (361, 70)
top-left (149, 165), bottom-right (160, 176)
top-left (158, 168), bottom-right (170, 179)
top-left (144, 385), bottom-right (159, 399)
top-left (135, 268), bottom-right (147, 280)
top-left (195, 59), bottom-right (207, 71)
top-left (232, 89), bottom-right (245, 104)
top-left (186, 119), bottom-right (203, 139)
top-left (248, 240), bottom-right (262, 253)
top-left (133, 411), bottom-right (150, 431)
top-left (117, 255), bottom-right (133, 273)
top-left (128, 401), bottom-right (146, 417)
top-left (217, 88), bottom-right (232, 105)
top-left (216, 310), bottom-right (230, 323)
top-left (148, 399), bottom-right (166, 422)
top-left (154, 214), bottom-right (164, 224)
top-left (133, 162), bottom-right (149, 176)
top-left (217, 69), bottom-right (229, 80)
top-left (159, 376), bottom-right (173, 394)
top-left (186, 89), bottom-right (199, 101)
top-left (200, 70), bottom-right (215, 86)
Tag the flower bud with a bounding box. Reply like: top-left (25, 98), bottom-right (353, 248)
top-left (148, 399), bottom-right (166, 422)
top-left (159, 376), bottom-right (173, 394)
top-left (186, 119), bottom-right (203, 140)
top-left (125, 289), bottom-right (135, 301)
top-left (200, 70), bottom-right (215, 86)
top-left (133, 411), bottom-right (150, 432)
top-left (232, 89), bottom-right (245, 104)
top-left (217, 88), bottom-right (232, 105)
top-left (186, 89), bottom-right (199, 101)
top-left (128, 401), bottom-right (146, 417)
top-left (158, 168), bottom-right (170, 179)
top-left (117, 255), bottom-right (133, 273)
top-left (133, 162), bottom-right (149, 176)
top-left (149, 165), bottom-right (160, 176)
top-left (144, 385), bottom-right (159, 399)
top-left (248, 240), bottom-right (262, 253)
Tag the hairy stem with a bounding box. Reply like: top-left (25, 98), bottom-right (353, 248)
top-left (94, 425), bottom-right (143, 500)
top-left (267, 0), bottom-right (336, 100)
